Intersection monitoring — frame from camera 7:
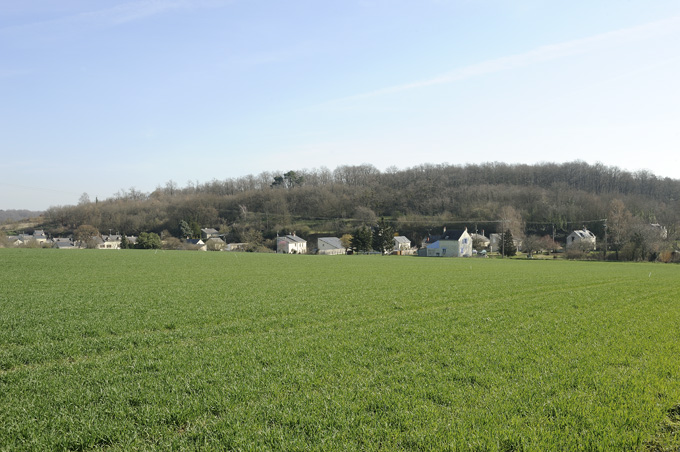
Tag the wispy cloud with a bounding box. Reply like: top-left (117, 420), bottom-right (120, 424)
top-left (332, 15), bottom-right (680, 103)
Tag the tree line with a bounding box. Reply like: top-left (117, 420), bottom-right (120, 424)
top-left (34, 161), bottom-right (679, 259)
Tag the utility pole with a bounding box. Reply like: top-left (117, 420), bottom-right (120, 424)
top-left (500, 218), bottom-right (505, 258)
top-left (602, 218), bottom-right (607, 260)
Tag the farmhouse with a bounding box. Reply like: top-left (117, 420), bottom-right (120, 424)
top-left (205, 237), bottom-right (226, 251)
top-left (186, 239), bottom-right (207, 251)
top-left (419, 227), bottom-right (473, 257)
top-left (277, 234), bottom-right (307, 254)
top-left (98, 234), bottom-right (122, 249)
top-left (201, 228), bottom-right (220, 240)
top-left (393, 236), bottom-right (411, 254)
top-left (317, 237), bottom-right (345, 255)
top-left (566, 228), bottom-right (596, 250)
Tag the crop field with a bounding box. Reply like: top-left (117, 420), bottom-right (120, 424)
top-left (1, 249), bottom-right (679, 451)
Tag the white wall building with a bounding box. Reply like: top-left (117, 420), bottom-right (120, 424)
top-left (277, 234), bottom-right (307, 254)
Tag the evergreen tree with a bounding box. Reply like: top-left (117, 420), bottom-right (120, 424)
top-left (350, 226), bottom-right (372, 253)
top-left (372, 218), bottom-right (394, 255)
top-left (120, 234), bottom-right (129, 249)
top-left (136, 232), bottom-right (162, 249)
top-left (501, 229), bottom-right (517, 257)
top-left (179, 220), bottom-right (193, 239)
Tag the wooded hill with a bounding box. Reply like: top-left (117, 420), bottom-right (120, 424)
top-left (38, 161), bottom-right (680, 252)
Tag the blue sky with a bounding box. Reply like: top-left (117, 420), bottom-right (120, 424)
top-left (2, 0), bottom-right (679, 210)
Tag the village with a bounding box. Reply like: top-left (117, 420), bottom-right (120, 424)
top-left (3, 224), bottom-right (622, 258)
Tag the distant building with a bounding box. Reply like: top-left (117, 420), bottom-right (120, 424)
top-left (186, 239), bottom-right (207, 251)
top-left (393, 236), bottom-right (411, 253)
top-left (53, 237), bottom-right (76, 250)
top-left (201, 228), bottom-right (220, 240)
top-left (566, 228), bottom-right (596, 250)
top-left (317, 237), bottom-right (345, 255)
top-left (419, 227), bottom-right (473, 257)
top-left (277, 234), bottom-right (307, 254)
top-left (98, 234), bottom-right (122, 249)
top-left (205, 237), bottom-right (226, 251)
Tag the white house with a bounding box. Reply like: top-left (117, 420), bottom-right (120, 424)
top-left (393, 236), bottom-right (412, 254)
top-left (566, 228), bottom-right (596, 250)
top-left (419, 228), bottom-right (473, 257)
top-left (317, 237), bottom-right (345, 255)
top-left (98, 234), bottom-right (122, 249)
top-left (277, 234), bottom-right (307, 254)
top-left (186, 239), bottom-right (207, 251)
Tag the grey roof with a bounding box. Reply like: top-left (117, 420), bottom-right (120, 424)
top-left (393, 236), bottom-right (411, 244)
top-left (201, 228), bottom-right (219, 234)
top-left (442, 229), bottom-right (467, 240)
top-left (318, 237), bottom-right (343, 249)
top-left (282, 234), bottom-right (306, 243)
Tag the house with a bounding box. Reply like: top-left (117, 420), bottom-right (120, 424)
top-left (393, 236), bottom-right (412, 254)
top-left (205, 237), bottom-right (226, 251)
top-left (419, 227), bottom-right (473, 257)
top-left (201, 228), bottom-right (220, 240)
top-left (32, 230), bottom-right (48, 244)
top-left (277, 234), bottom-right (307, 254)
top-left (7, 235), bottom-right (24, 246)
top-left (566, 228), bottom-right (596, 250)
top-left (317, 237), bottom-right (345, 255)
top-left (98, 234), bottom-right (122, 249)
top-left (186, 239), bottom-right (207, 251)
top-left (53, 238), bottom-right (76, 249)
top-left (226, 243), bottom-right (247, 252)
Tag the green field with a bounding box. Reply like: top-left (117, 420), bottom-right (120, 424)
top-left (1, 249), bottom-right (679, 451)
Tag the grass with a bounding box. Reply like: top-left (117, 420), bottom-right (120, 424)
top-left (1, 249), bottom-right (679, 451)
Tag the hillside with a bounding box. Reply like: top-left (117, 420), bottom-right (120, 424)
top-left (0, 209), bottom-right (43, 224)
top-left (37, 161), bottom-right (679, 252)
